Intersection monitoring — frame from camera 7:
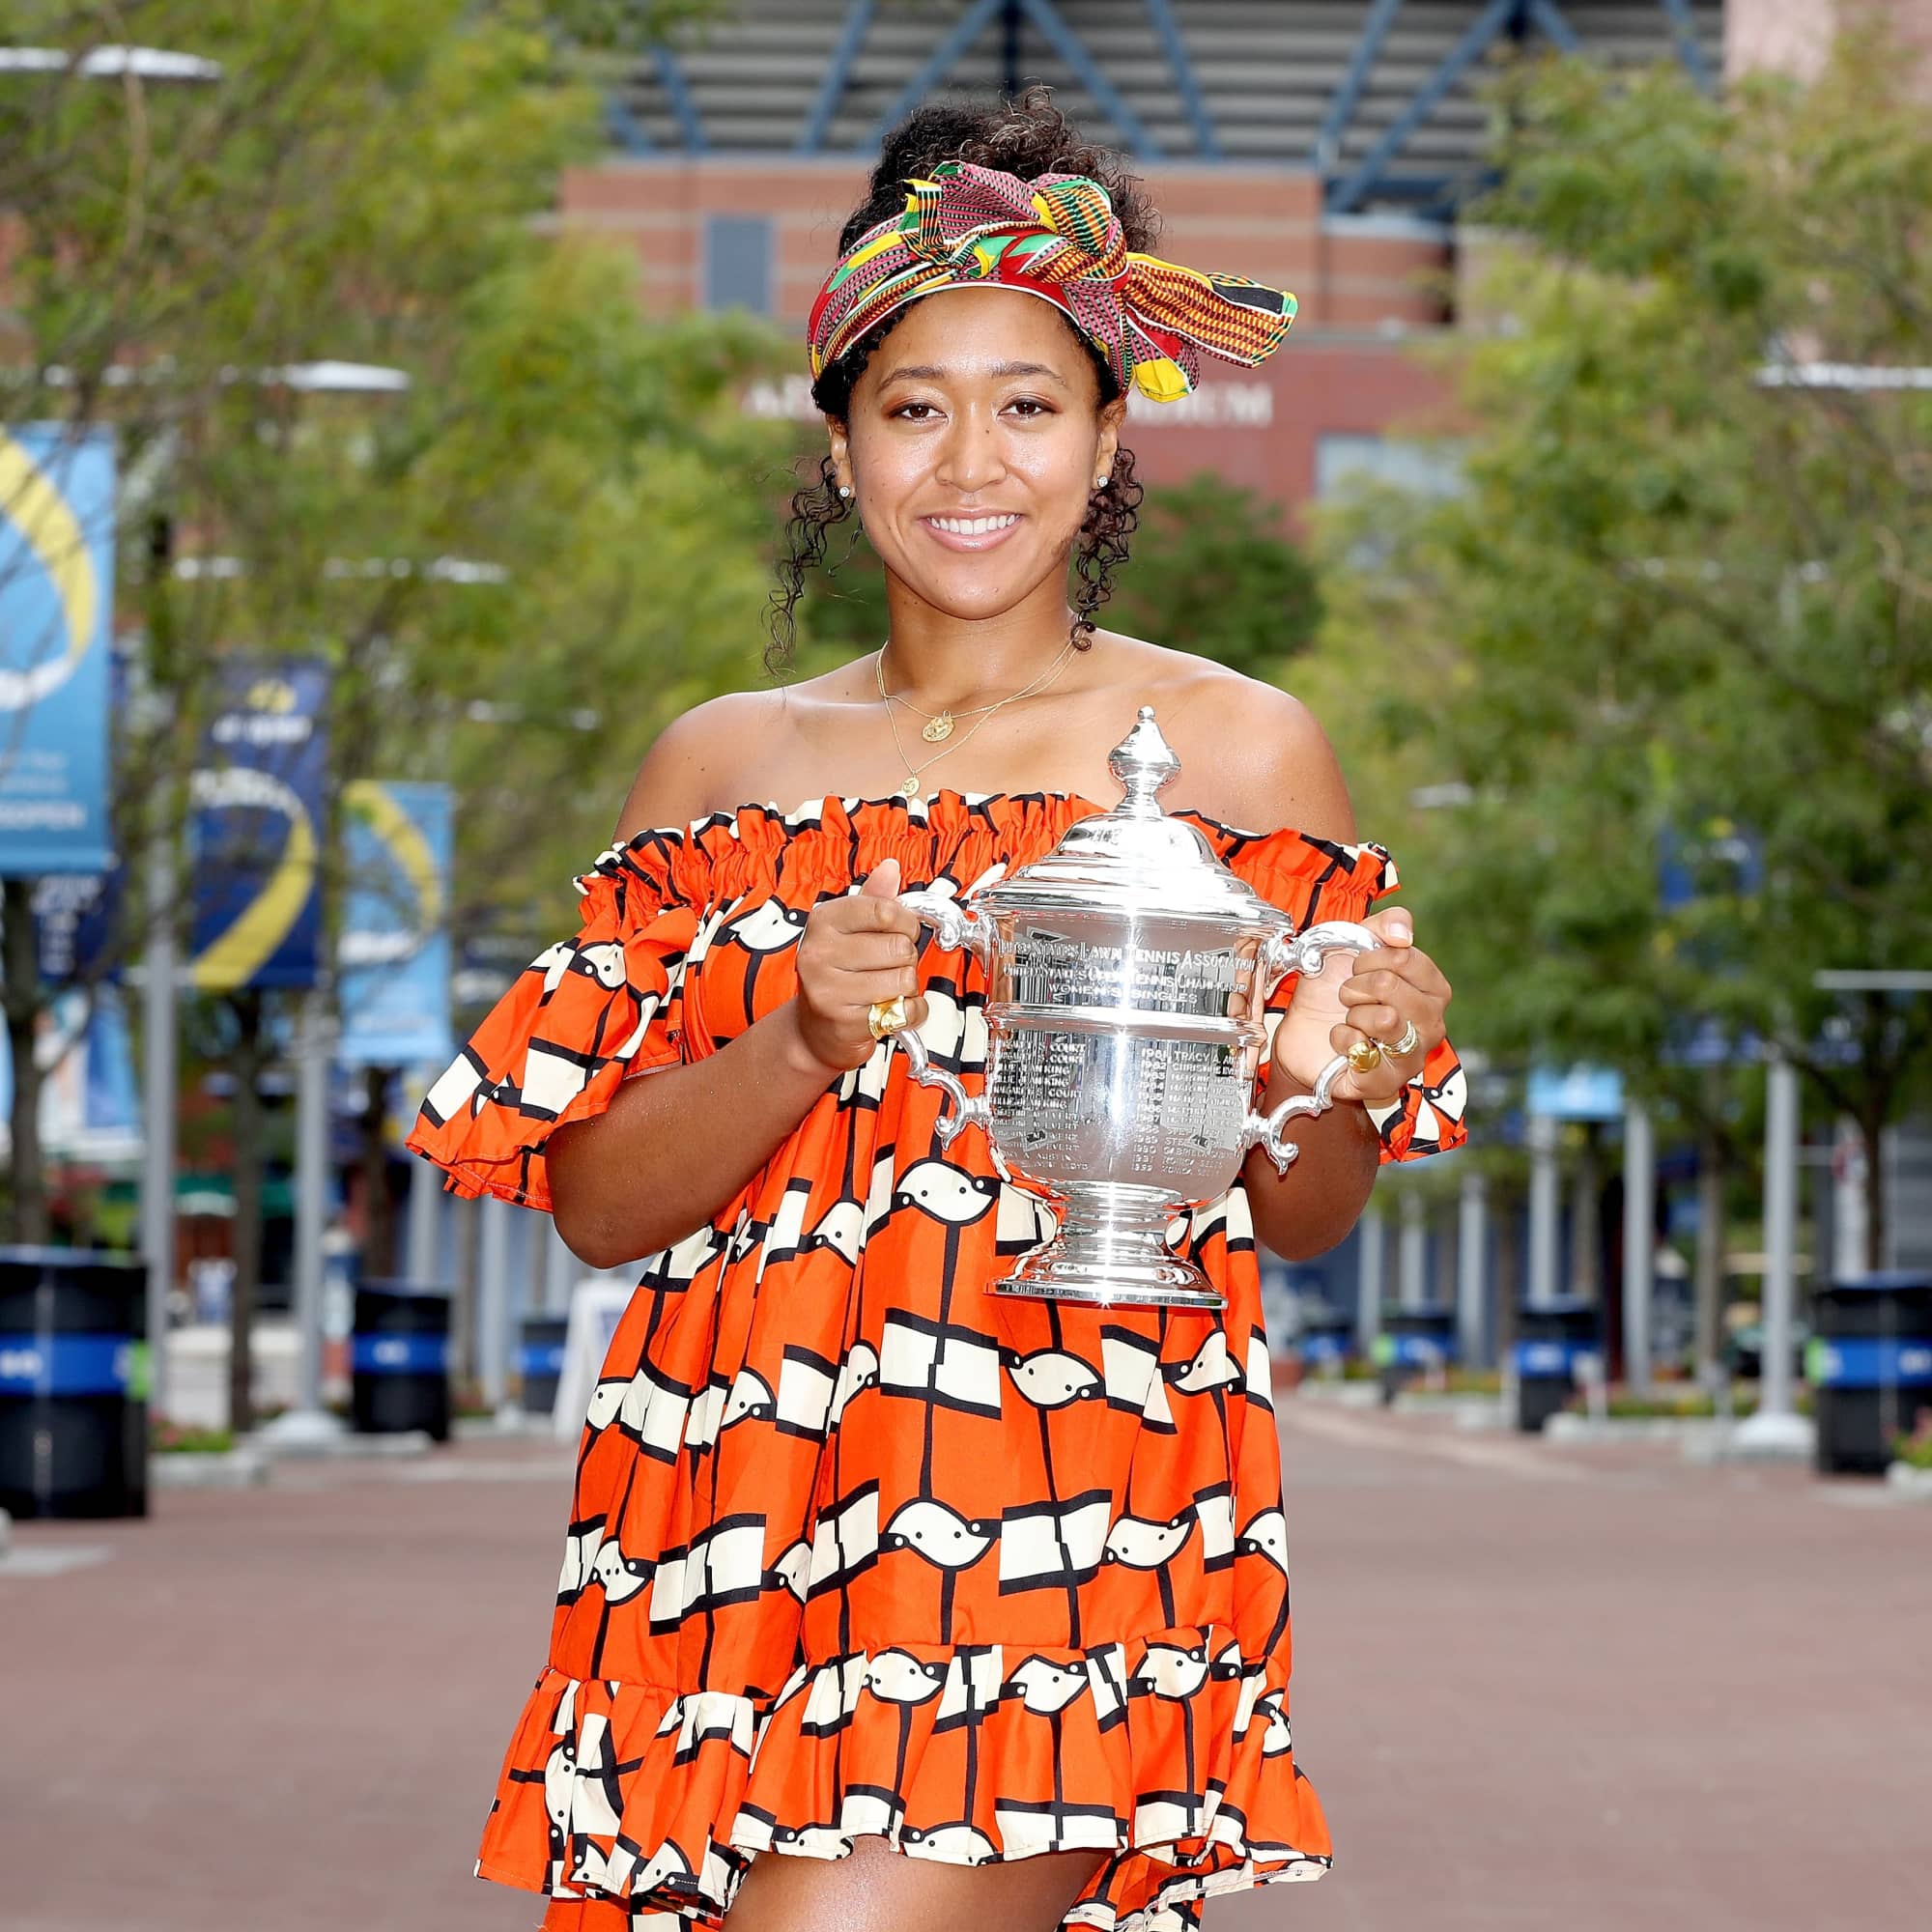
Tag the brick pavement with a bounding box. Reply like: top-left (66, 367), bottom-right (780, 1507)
top-left (2, 1407), bottom-right (1925, 1932)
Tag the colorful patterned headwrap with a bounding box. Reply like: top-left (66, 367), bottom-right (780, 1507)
top-left (807, 158), bottom-right (1296, 405)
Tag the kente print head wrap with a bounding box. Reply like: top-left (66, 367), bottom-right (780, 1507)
top-left (808, 158), bottom-right (1296, 405)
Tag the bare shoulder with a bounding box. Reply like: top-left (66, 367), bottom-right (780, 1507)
top-left (613, 689), bottom-right (795, 840)
top-left (1122, 645), bottom-right (1356, 842)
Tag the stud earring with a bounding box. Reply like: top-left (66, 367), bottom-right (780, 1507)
top-left (838, 484), bottom-right (852, 497)
top-left (1094, 474), bottom-right (1109, 489)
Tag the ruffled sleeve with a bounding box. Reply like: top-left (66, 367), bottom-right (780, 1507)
top-left (404, 832), bottom-right (700, 1211)
top-left (1213, 826), bottom-right (1469, 1166)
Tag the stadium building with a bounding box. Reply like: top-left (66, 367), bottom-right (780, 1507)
top-left (552, 0), bottom-right (1757, 514)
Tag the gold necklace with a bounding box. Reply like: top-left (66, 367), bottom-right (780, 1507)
top-left (887, 688), bottom-right (1006, 743)
top-left (874, 638), bottom-right (1076, 799)
top-left (876, 644), bottom-right (1069, 746)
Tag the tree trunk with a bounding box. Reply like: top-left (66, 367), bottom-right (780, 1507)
top-left (360, 1064), bottom-right (397, 1278)
top-left (227, 991), bottom-right (267, 1437)
top-left (2, 878), bottom-right (49, 1245)
top-left (452, 1190), bottom-right (480, 1403)
top-left (1693, 1104), bottom-right (1727, 1380)
top-left (1573, 1123), bottom-right (1601, 1304)
top-left (1858, 1102), bottom-right (1888, 1272)
top-left (1493, 1179), bottom-right (1522, 1371)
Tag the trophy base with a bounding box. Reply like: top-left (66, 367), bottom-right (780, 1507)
top-left (987, 1217), bottom-right (1225, 1312)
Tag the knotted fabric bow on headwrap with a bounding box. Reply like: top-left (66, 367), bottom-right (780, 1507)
top-left (808, 159), bottom-right (1295, 404)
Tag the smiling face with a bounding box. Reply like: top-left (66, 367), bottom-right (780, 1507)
top-left (826, 286), bottom-right (1126, 628)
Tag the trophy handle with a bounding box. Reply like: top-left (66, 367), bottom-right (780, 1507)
top-left (1258, 918), bottom-right (1382, 992)
top-left (898, 888), bottom-right (995, 962)
top-left (893, 1024), bottom-right (990, 1149)
top-left (1239, 1053), bottom-right (1353, 1178)
top-left (1244, 919), bottom-right (1387, 1178)
top-left (890, 890), bottom-right (992, 1146)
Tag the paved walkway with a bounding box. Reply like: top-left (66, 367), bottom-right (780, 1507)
top-left (2, 1405), bottom-right (1925, 1932)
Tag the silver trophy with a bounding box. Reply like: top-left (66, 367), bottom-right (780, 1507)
top-left (894, 706), bottom-right (1381, 1310)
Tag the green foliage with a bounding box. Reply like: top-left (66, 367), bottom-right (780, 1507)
top-left (1600, 1387), bottom-right (1717, 1420)
top-left (1894, 1414), bottom-right (1932, 1471)
top-left (152, 1418), bottom-right (235, 1455)
top-left (1111, 471), bottom-right (1322, 680)
top-left (1313, 29), bottom-right (1932, 1199)
top-left (3, 0), bottom-right (781, 966)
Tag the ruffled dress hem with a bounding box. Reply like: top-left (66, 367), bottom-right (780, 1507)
top-left (478, 1623), bottom-right (1331, 1932)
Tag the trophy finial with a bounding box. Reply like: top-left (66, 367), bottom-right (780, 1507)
top-left (1109, 705), bottom-right (1180, 816)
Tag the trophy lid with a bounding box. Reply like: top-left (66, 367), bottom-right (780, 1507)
top-left (975, 706), bottom-right (1293, 929)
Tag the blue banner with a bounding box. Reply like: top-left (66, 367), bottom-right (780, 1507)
top-left (352, 1332), bottom-right (451, 1376)
top-left (32, 868), bottom-right (120, 982)
top-left (336, 781), bottom-right (453, 1068)
top-left (0, 985), bottom-right (142, 1161)
top-left (0, 1331), bottom-right (132, 1397)
top-left (31, 648), bottom-right (130, 981)
top-left (1658, 818), bottom-right (1764, 911)
top-left (189, 660), bottom-right (328, 990)
top-left (1806, 1338), bottom-right (1932, 1390)
top-left (1526, 1064), bottom-right (1624, 1122)
top-left (0, 427), bottom-right (115, 874)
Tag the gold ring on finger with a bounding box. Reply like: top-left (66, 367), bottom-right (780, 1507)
top-left (1346, 1037), bottom-right (1384, 1074)
top-left (867, 996), bottom-right (908, 1041)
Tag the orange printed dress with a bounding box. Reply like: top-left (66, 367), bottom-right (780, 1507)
top-left (406, 788), bottom-right (1468, 1932)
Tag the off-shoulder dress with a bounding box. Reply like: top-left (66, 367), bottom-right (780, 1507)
top-left (406, 788), bottom-right (1469, 1932)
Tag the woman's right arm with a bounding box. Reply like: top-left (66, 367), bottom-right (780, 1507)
top-left (545, 712), bottom-right (926, 1269)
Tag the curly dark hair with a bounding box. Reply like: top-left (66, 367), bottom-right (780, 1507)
top-left (764, 84), bottom-right (1154, 676)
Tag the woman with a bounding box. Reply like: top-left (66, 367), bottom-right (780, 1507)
top-left (409, 92), bottom-right (1467, 1932)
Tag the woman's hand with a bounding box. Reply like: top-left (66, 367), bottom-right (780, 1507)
top-left (785, 857), bottom-right (927, 1076)
top-left (1267, 907), bottom-right (1453, 1108)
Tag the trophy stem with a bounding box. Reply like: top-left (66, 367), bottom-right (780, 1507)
top-left (988, 1186), bottom-right (1225, 1311)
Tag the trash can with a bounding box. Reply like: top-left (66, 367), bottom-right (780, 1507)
top-left (1808, 1272), bottom-right (1932, 1476)
top-left (1512, 1298), bottom-right (1602, 1434)
top-left (518, 1315), bottom-right (568, 1419)
top-left (0, 1246), bottom-right (149, 1520)
top-left (350, 1281), bottom-right (451, 1441)
top-left (1375, 1304), bottom-right (1458, 1404)
top-left (1293, 1308), bottom-right (1354, 1376)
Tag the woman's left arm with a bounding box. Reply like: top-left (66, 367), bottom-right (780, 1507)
top-left (1180, 681), bottom-right (1457, 1262)
top-left (1239, 906), bottom-right (1456, 1260)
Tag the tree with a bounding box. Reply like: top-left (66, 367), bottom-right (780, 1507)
top-left (1314, 26), bottom-right (1932, 1267)
top-left (1111, 471), bottom-right (1322, 684)
top-left (2, 3), bottom-right (787, 1425)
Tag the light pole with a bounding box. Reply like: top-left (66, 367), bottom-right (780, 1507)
top-left (239, 362), bottom-right (412, 1450)
top-left (1733, 1047), bottom-right (1809, 1455)
top-left (1622, 1095), bottom-right (1656, 1398)
top-left (1730, 970), bottom-right (1930, 1456)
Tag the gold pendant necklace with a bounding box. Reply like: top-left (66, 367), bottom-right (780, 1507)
top-left (875, 636), bottom-right (1076, 800)
top-left (891, 678), bottom-right (1013, 745)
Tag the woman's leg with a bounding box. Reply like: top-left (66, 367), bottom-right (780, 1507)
top-left (724, 1834), bottom-right (1109, 1932)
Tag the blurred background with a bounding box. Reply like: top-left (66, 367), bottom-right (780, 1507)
top-left (1, 4), bottom-right (1927, 1930)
